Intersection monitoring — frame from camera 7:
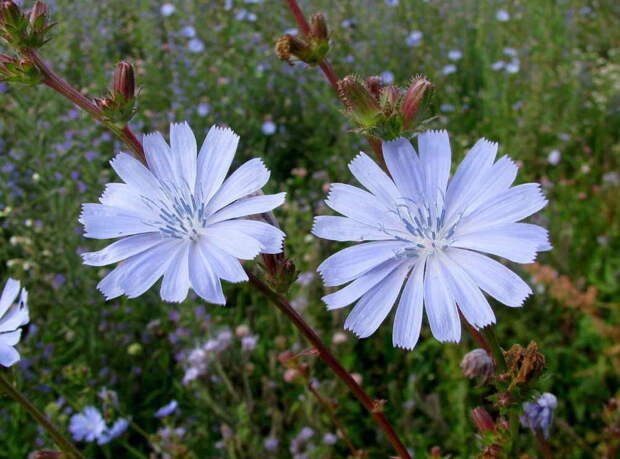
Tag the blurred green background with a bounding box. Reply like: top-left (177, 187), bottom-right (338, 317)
top-left (0, 0), bottom-right (619, 457)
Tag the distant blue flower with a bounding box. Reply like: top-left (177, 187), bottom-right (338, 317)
top-left (547, 150), bottom-right (561, 165)
top-left (197, 102), bottom-right (211, 117)
top-left (98, 418), bottom-right (129, 445)
top-left (520, 393), bottom-right (557, 438)
top-left (448, 50), bottom-right (463, 61)
top-left (442, 64), bottom-right (457, 75)
top-left (313, 131), bottom-right (550, 349)
top-left (188, 38), bottom-right (205, 53)
top-left (69, 406), bottom-right (106, 443)
top-left (261, 121), bottom-right (277, 135)
top-left (80, 122), bottom-right (286, 304)
top-left (0, 278), bottom-right (29, 367)
top-left (160, 4), bottom-right (175, 17)
top-left (496, 9), bottom-right (510, 21)
top-left (491, 61), bottom-right (505, 71)
top-left (380, 71), bottom-right (395, 85)
top-left (155, 400), bottom-right (178, 418)
top-left (506, 60), bottom-right (520, 74)
top-left (179, 26), bottom-right (196, 38)
top-left (406, 31), bottom-right (423, 47)
top-left (385, 0), bottom-right (399, 6)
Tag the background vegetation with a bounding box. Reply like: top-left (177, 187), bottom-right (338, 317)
top-left (0, 0), bottom-right (619, 457)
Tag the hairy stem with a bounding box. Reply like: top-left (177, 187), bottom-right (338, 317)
top-left (283, 0), bottom-right (386, 168)
top-left (246, 270), bottom-right (411, 459)
top-left (0, 372), bottom-right (84, 458)
top-left (481, 326), bottom-right (507, 373)
top-left (23, 49), bottom-right (146, 164)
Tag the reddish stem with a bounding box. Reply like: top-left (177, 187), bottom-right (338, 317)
top-left (24, 49), bottom-right (146, 164)
top-left (285, 0), bottom-right (311, 35)
top-left (247, 271), bottom-right (411, 459)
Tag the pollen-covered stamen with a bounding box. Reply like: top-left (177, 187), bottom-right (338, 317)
top-left (141, 181), bottom-right (209, 240)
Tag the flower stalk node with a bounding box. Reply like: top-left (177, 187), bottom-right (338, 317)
top-left (95, 61), bottom-right (137, 125)
top-left (371, 399), bottom-right (386, 413)
top-left (0, 53), bottom-right (43, 84)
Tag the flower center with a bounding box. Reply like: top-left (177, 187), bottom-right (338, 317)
top-left (142, 182), bottom-right (209, 241)
top-left (383, 197), bottom-right (460, 259)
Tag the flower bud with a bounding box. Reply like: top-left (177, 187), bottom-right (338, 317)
top-left (28, 1), bottom-right (47, 35)
top-left (460, 348), bottom-right (495, 383)
top-left (113, 60), bottom-right (135, 101)
top-left (0, 1), bottom-right (21, 28)
top-left (0, 54), bottom-right (43, 85)
top-left (402, 76), bottom-right (431, 128)
top-left (379, 85), bottom-right (400, 114)
top-left (471, 407), bottom-right (496, 433)
top-left (338, 75), bottom-right (382, 129)
top-left (309, 13), bottom-right (328, 42)
top-left (365, 76), bottom-right (382, 99)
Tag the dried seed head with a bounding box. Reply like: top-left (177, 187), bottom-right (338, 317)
top-left (504, 341), bottom-right (546, 390)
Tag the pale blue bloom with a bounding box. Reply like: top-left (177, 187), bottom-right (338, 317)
top-left (155, 400), bottom-right (178, 418)
top-left (442, 64), bottom-right (457, 75)
top-left (547, 150), bottom-right (561, 165)
top-left (98, 418), bottom-right (129, 445)
top-left (160, 4), bottom-right (175, 17)
top-left (406, 31), bottom-right (423, 47)
top-left (448, 50), bottom-right (463, 61)
top-left (520, 393), bottom-right (557, 438)
top-left (313, 131), bottom-right (550, 349)
top-left (261, 121), bottom-right (276, 135)
top-left (80, 122), bottom-right (286, 304)
top-left (188, 38), bottom-right (205, 53)
top-left (197, 102), bottom-right (211, 117)
top-left (0, 278), bottom-right (29, 367)
top-left (179, 26), bottom-right (196, 38)
top-left (69, 406), bottom-right (106, 443)
top-left (491, 61), bottom-right (505, 71)
top-left (496, 9), bottom-right (510, 21)
top-left (380, 71), bottom-right (395, 84)
top-left (385, 0), bottom-right (399, 6)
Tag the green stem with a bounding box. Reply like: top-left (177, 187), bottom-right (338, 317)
top-left (0, 372), bottom-right (84, 458)
top-left (509, 409), bottom-right (520, 456)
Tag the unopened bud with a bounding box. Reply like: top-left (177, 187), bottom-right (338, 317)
top-left (471, 407), bottom-right (496, 433)
top-left (365, 76), bottom-right (382, 99)
top-left (0, 54), bottom-right (43, 85)
top-left (379, 85), bottom-right (400, 113)
top-left (28, 1), bottom-right (47, 34)
top-left (113, 60), bottom-right (135, 101)
top-left (309, 13), bottom-right (328, 41)
top-left (338, 76), bottom-right (382, 129)
top-left (0, 1), bottom-right (21, 27)
top-left (460, 348), bottom-right (495, 383)
top-left (402, 76), bottom-right (431, 128)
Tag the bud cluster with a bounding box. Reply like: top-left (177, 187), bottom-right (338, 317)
top-left (0, 52), bottom-right (42, 84)
top-left (260, 253), bottom-right (298, 294)
top-left (337, 74), bottom-right (432, 140)
top-left (95, 61), bottom-right (137, 125)
top-left (275, 13), bottom-right (329, 66)
top-left (0, 1), bottom-right (53, 50)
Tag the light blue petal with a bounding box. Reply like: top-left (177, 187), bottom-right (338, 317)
top-left (196, 125), bottom-right (239, 202)
top-left (457, 183), bottom-right (547, 233)
top-left (189, 241), bottom-right (225, 304)
top-left (110, 152), bottom-right (161, 195)
top-left (317, 241), bottom-right (405, 287)
top-left (79, 204), bottom-right (154, 239)
top-left (344, 264), bottom-right (410, 338)
top-left (423, 255), bottom-right (461, 343)
top-left (170, 121), bottom-right (197, 191)
top-left (312, 216), bottom-right (393, 242)
top-left (418, 130), bottom-right (452, 200)
top-left (0, 329), bottom-right (21, 346)
top-left (325, 183), bottom-right (401, 228)
top-left (0, 343), bottom-right (20, 367)
top-left (446, 248), bottom-right (532, 307)
top-left (160, 242), bottom-right (191, 303)
top-left (208, 192), bottom-right (286, 224)
top-left (444, 138), bottom-right (497, 219)
top-left (437, 252), bottom-right (496, 329)
top-left (143, 131), bottom-right (175, 184)
top-left (198, 241), bottom-right (248, 283)
top-left (216, 219), bottom-right (284, 254)
top-left (81, 233), bottom-right (164, 266)
top-left (383, 137), bottom-right (425, 201)
top-left (0, 278), bottom-right (20, 318)
top-left (204, 222), bottom-right (265, 259)
top-left (392, 258), bottom-right (426, 350)
top-left (322, 259), bottom-right (402, 310)
top-left (348, 152), bottom-right (399, 207)
top-left (207, 159), bottom-right (270, 213)
top-left (452, 222), bottom-right (550, 263)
